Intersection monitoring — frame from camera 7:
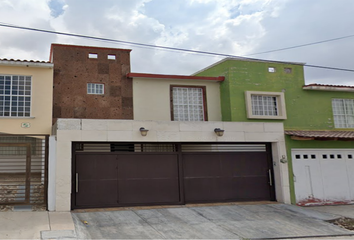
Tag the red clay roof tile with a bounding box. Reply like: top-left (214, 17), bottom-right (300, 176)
top-left (303, 83), bottom-right (354, 89)
top-left (285, 130), bottom-right (354, 139)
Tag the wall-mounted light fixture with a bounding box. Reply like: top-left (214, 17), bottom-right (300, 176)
top-left (139, 127), bottom-right (149, 136)
top-left (214, 128), bottom-right (225, 137)
top-left (280, 155), bottom-right (287, 164)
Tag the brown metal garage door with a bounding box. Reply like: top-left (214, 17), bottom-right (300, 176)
top-left (72, 143), bottom-right (275, 209)
top-left (117, 154), bottom-right (180, 204)
top-left (75, 154), bottom-right (118, 207)
top-left (74, 152), bottom-right (180, 208)
top-left (183, 152), bottom-right (274, 203)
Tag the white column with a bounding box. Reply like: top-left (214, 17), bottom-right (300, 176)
top-left (47, 135), bottom-right (56, 211)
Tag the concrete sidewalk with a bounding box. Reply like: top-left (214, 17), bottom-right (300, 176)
top-left (306, 205), bottom-right (354, 219)
top-left (0, 211), bottom-right (76, 239)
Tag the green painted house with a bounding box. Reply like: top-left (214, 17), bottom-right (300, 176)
top-left (195, 58), bottom-right (354, 206)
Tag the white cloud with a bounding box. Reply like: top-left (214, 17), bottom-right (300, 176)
top-left (0, 0), bottom-right (353, 84)
top-left (0, 0), bottom-right (55, 60)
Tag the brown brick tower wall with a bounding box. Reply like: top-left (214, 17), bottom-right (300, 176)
top-left (51, 44), bottom-right (133, 122)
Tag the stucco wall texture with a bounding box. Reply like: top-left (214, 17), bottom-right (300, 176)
top-left (196, 59), bottom-right (354, 131)
top-left (51, 44), bottom-right (133, 122)
top-left (0, 63), bottom-right (53, 134)
top-left (133, 78), bottom-right (222, 121)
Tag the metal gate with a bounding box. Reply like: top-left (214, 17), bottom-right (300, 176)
top-left (74, 153), bottom-right (180, 208)
top-left (0, 135), bottom-right (48, 210)
top-left (183, 152), bottom-right (273, 203)
top-left (72, 142), bottom-right (275, 209)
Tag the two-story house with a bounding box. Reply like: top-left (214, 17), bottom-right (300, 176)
top-left (195, 58), bottom-right (354, 206)
top-left (0, 59), bottom-right (53, 210)
top-left (49, 44), bottom-right (290, 211)
top-left (5, 44), bottom-right (349, 211)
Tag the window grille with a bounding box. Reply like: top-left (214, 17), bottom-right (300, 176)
top-left (87, 83), bottom-right (104, 94)
top-left (73, 143), bottom-right (265, 153)
top-left (172, 87), bottom-right (205, 121)
top-left (181, 144), bottom-right (266, 152)
top-left (332, 99), bottom-right (354, 128)
top-left (251, 95), bottom-right (278, 116)
top-left (0, 136), bottom-right (41, 155)
top-left (0, 75), bottom-right (31, 117)
top-left (74, 143), bottom-right (177, 153)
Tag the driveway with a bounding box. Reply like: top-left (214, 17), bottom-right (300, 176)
top-left (72, 204), bottom-right (354, 239)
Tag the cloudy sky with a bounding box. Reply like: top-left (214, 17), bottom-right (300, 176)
top-left (0, 0), bottom-right (353, 85)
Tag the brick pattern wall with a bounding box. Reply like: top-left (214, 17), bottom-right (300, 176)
top-left (51, 44), bottom-right (133, 121)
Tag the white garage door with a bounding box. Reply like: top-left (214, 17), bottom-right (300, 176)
top-left (292, 149), bottom-right (354, 206)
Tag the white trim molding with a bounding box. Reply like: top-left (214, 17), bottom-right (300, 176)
top-left (245, 91), bottom-right (287, 120)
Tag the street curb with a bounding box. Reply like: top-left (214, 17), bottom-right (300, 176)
top-left (40, 229), bottom-right (77, 239)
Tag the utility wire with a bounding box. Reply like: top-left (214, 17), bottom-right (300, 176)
top-left (305, 64), bottom-right (354, 72)
top-left (247, 34), bottom-right (354, 56)
top-left (0, 22), bottom-right (251, 60)
top-left (0, 22), bottom-right (354, 73)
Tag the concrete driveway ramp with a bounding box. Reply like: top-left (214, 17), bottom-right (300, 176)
top-left (72, 204), bottom-right (353, 239)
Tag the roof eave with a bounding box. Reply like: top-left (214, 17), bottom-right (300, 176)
top-left (127, 73), bottom-right (224, 81)
top-left (0, 60), bottom-right (53, 69)
top-left (303, 86), bottom-right (354, 92)
top-left (289, 136), bottom-right (354, 141)
top-left (285, 130), bottom-right (354, 141)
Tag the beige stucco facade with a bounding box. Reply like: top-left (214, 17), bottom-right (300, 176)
top-left (0, 61), bottom-right (53, 134)
top-left (133, 78), bottom-right (222, 121)
top-left (51, 119), bottom-right (290, 211)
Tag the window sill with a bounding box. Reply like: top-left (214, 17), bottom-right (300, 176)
top-left (247, 115), bottom-right (287, 120)
top-left (0, 116), bottom-right (35, 119)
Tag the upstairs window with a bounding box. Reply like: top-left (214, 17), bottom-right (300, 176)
top-left (245, 91), bottom-right (287, 119)
top-left (87, 83), bottom-right (104, 95)
top-left (268, 67), bottom-right (276, 73)
top-left (0, 75), bottom-right (31, 117)
top-left (332, 99), bottom-right (354, 128)
top-left (251, 95), bottom-right (278, 116)
top-left (171, 86), bottom-right (207, 121)
top-left (88, 53), bottom-right (98, 59)
top-left (107, 54), bottom-right (116, 60)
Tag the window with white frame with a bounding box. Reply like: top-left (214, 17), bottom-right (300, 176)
top-left (251, 95), bottom-right (278, 116)
top-left (332, 99), bottom-right (354, 128)
top-left (171, 86), bottom-right (206, 121)
top-left (87, 83), bottom-right (104, 95)
top-left (245, 91), bottom-right (287, 119)
top-left (0, 75), bottom-right (31, 117)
